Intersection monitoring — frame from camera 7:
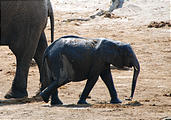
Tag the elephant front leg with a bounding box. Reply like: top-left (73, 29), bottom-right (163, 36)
top-left (77, 76), bottom-right (99, 104)
top-left (100, 68), bottom-right (122, 104)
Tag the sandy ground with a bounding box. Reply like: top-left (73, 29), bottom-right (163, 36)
top-left (0, 0), bottom-right (171, 119)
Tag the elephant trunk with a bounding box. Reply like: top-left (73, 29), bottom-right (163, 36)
top-left (130, 56), bottom-right (140, 99)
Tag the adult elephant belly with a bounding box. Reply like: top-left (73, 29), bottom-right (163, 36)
top-left (0, 1), bottom-right (49, 99)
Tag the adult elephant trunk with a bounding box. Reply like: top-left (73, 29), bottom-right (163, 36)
top-left (130, 56), bottom-right (140, 100)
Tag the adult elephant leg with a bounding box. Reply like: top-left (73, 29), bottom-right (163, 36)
top-left (77, 76), bottom-right (99, 104)
top-left (100, 68), bottom-right (122, 104)
top-left (5, 31), bottom-right (41, 99)
top-left (5, 52), bottom-right (33, 99)
top-left (34, 32), bottom-right (47, 72)
top-left (33, 32), bottom-right (50, 94)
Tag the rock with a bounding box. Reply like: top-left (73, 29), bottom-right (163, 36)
top-left (144, 99), bottom-right (150, 102)
top-left (163, 93), bottom-right (171, 97)
top-left (148, 21), bottom-right (171, 28)
top-left (126, 101), bottom-right (143, 106)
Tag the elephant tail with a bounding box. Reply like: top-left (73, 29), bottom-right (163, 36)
top-left (40, 50), bottom-right (51, 91)
top-left (48, 1), bottom-right (54, 43)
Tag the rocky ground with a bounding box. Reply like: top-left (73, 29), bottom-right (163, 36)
top-left (0, 0), bottom-right (171, 119)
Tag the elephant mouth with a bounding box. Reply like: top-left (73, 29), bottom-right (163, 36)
top-left (110, 65), bottom-right (132, 71)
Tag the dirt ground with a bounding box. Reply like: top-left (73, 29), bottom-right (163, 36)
top-left (0, 0), bottom-right (171, 120)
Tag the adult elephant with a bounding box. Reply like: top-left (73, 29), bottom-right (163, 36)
top-left (0, 0), bottom-right (54, 99)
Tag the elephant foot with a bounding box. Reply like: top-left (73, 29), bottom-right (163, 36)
top-left (51, 99), bottom-right (63, 105)
top-left (77, 99), bottom-right (88, 104)
top-left (51, 95), bottom-right (63, 105)
top-left (40, 92), bottom-right (50, 103)
top-left (110, 98), bottom-right (122, 104)
top-left (5, 89), bottom-right (28, 99)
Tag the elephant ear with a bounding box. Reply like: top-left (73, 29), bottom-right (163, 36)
top-left (98, 39), bottom-right (120, 64)
top-left (120, 44), bottom-right (135, 67)
top-left (119, 44), bottom-right (129, 55)
top-left (126, 44), bottom-right (134, 56)
top-left (103, 40), bottom-right (131, 68)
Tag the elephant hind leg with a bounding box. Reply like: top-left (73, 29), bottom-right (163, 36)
top-left (5, 55), bottom-right (31, 99)
top-left (33, 32), bottom-right (48, 72)
top-left (5, 29), bottom-right (42, 99)
top-left (33, 32), bottom-right (50, 95)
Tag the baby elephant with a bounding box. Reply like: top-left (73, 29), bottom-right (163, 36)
top-left (40, 35), bottom-right (140, 105)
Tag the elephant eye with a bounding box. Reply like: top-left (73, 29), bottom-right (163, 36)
top-left (129, 53), bottom-right (133, 57)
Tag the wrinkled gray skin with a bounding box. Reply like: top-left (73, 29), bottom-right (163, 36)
top-left (0, 0), bottom-right (54, 99)
top-left (40, 35), bottom-right (140, 105)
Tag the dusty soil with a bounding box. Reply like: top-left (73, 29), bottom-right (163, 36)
top-left (0, 0), bottom-right (171, 119)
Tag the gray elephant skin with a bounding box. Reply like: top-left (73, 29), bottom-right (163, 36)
top-left (0, 0), bottom-right (54, 99)
top-left (40, 35), bottom-right (140, 105)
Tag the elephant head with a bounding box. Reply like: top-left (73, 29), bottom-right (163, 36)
top-left (106, 41), bottom-right (140, 100)
top-left (120, 44), bottom-right (140, 100)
